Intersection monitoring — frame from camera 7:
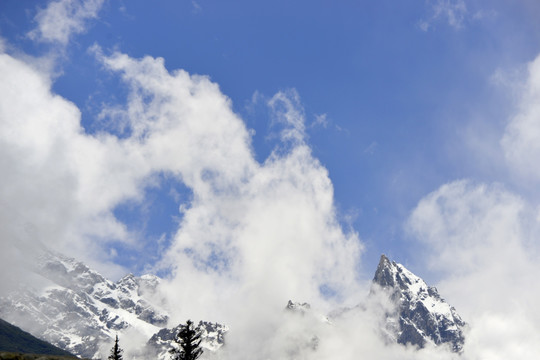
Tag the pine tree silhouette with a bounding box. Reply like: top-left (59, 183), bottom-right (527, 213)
top-left (169, 320), bottom-right (203, 360)
top-left (108, 335), bottom-right (123, 360)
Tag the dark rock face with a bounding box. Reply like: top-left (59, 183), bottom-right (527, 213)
top-left (372, 255), bottom-right (466, 352)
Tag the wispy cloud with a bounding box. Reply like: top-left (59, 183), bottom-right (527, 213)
top-left (418, 0), bottom-right (468, 31)
top-left (191, 0), bottom-right (202, 14)
top-left (363, 141), bottom-right (378, 155)
top-left (312, 113), bottom-right (329, 128)
top-left (268, 89), bottom-right (307, 144)
top-left (28, 0), bottom-right (105, 45)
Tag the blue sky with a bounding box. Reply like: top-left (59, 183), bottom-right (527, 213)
top-left (3, 0), bottom-right (540, 357)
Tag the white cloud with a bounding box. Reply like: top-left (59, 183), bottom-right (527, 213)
top-left (0, 51), bottom-right (143, 281)
top-left (407, 180), bottom-right (540, 359)
top-left (0, 40), bottom-right (267, 278)
top-left (408, 180), bottom-right (527, 276)
top-left (28, 0), bottom-right (105, 45)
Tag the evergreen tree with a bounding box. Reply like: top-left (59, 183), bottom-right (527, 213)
top-left (108, 335), bottom-right (123, 360)
top-left (169, 320), bottom-right (203, 360)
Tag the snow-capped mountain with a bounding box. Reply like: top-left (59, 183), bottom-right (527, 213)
top-left (0, 251), bottom-right (169, 358)
top-left (0, 250), bottom-right (229, 359)
top-left (372, 254), bottom-right (466, 352)
top-left (0, 251), bottom-right (465, 358)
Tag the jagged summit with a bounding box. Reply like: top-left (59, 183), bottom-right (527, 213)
top-left (373, 254), bottom-right (398, 288)
top-left (286, 300), bottom-right (311, 312)
top-left (372, 254), bottom-right (466, 352)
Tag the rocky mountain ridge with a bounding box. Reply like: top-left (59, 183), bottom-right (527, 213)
top-left (0, 251), bottom-right (169, 358)
top-left (0, 252), bottom-right (465, 358)
top-left (0, 251), bottom-right (229, 359)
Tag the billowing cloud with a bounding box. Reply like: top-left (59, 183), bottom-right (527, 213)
top-left (0, 50), bottom-right (143, 281)
top-left (408, 180), bottom-right (540, 359)
top-left (28, 0), bottom-right (105, 45)
top-left (0, 42), bottom-right (262, 278)
top-left (96, 49), bottom-right (366, 352)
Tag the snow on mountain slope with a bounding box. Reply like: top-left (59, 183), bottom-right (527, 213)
top-left (372, 254), bottom-right (466, 352)
top-left (0, 251), bottom-right (168, 358)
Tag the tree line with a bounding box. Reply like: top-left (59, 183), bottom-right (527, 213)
top-left (108, 320), bottom-right (203, 360)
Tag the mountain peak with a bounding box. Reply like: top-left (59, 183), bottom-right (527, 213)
top-left (373, 254), bottom-right (395, 288)
top-left (372, 255), bottom-right (466, 353)
top-left (373, 254), bottom-right (427, 295)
